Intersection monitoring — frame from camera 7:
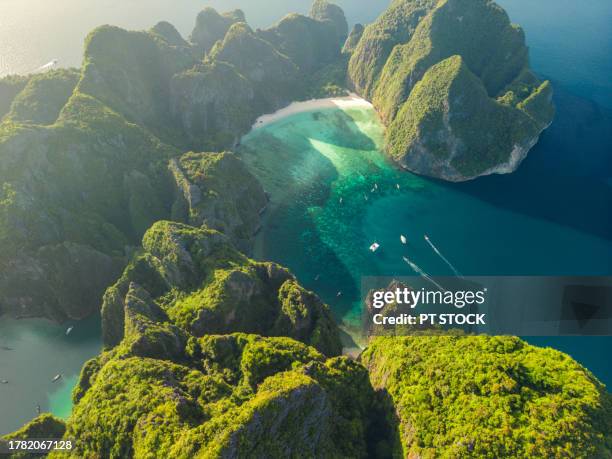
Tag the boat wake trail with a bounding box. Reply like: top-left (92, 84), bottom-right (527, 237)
top-left (424, 235), bottom-right (464, 278)
top-left (402, 256), bottom-right (446, 292)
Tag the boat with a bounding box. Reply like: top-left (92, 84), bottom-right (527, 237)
top-left (1, 380), bottom-right (8, 384)
top-left (336, 291), bottom-right (343, 297)
top-left (424, 234), bottom-right (430, 241)
top-left (400, 235), bottom-right (407, 244)
top-left (65, 326), bottom-right (74, 335)
top-left (339, 197), bottom-right (343, 204)
top-left (314, 274), bottom-right (320, 281)
top-left (369, 242), bottom-right (380, 252)
top-left (0, 346), bottom-right (13, 351)
top-left (396, 184), bottom-right (400, 190)
top-left (374, 183), bottom-right (378, 190)
top-left (52, 374), bottom-right (62, 383)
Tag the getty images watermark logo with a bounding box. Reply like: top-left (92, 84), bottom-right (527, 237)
top-left (368, 285), bottom-right (488, 328)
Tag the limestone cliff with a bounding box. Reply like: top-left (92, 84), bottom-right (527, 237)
top-left (101, 221), bottom-right (342, 357)
top-left (348, 0), bottom-right (554, 181)
top-left (54, 333), bottom-right (374, 458)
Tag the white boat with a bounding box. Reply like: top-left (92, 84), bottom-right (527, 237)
top-left (65, 326), bottom-right (74, 335)
top-left (339, 197), bottom-right (343, 204)
top-left (52, 374), bottom-right (62, 383)
top-left (1, 380), bottom-right (8, 384)
top-left (396, 184), bottom-right (400, 190)
top-left (400, 235), bottom-right (407, 244)
top-left (336, 291), bottom-right (343, 297)
top-left (369, 242), bottom-right (380, 252)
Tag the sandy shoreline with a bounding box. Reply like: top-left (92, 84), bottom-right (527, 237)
top-left (251, 94), bottom-right (373, 129)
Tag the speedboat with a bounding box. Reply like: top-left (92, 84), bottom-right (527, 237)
top-left (66, 326), bottom-right (74, 335)
top-left (52, 374), bottom-right (62, 383)
top-left (369, 242), bottom-right (380, 252)
top-left (400, 235), bottom-right (407, 244)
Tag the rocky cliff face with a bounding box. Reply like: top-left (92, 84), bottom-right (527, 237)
top-left (54, 332), bottom-right (374, 458)
top-left (348, 0), bottom-right (554, 181)
top-left (168, 151), bottom-right (267, 252)
top-left (170, 62), bottom-right (256, 150)
top-left (189, 7), bottom-right (246, 57)
top-left (101, 221), bottom-right (342, 357)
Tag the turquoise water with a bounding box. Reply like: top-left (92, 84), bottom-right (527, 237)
top-left (239, 92), bottom-right (612, 386)
top-left (0, 315), bottom-right (101, 435)
top-left (237, 0), bottom-right (612, 390)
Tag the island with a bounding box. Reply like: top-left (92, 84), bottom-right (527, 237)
top-left (0, 1), bottom-right (609, 458)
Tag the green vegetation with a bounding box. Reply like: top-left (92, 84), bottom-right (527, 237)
top-left (348, 0), bottom-right (554, 181)
top-left (342, 24), bottom-right (365, 55)
top-left (310, 0), bottom-right (349, 46)
top-left (0, 74), bottom-right (30, 119)
top-left (101, 220), bottom-right (342, 356)
top-left (189, 8), bottom-right (246, 57)
top-left (52, 332), bottom-right (373, 458)
top-left (2, 3), bottom-right (607, 458)
top-left (259, 4), bottom-right (348, 74)
top-left (2, 414), bottom-right (66, 459)
top-left (361, 336), bottom-right (612, 458)
top-left (209, 22), bottom-right (300, 113)
top-left (3, 69), bottom-right (79, 125)
top-left (169, 151), bottom-right (267, 250)
top-left (387, 55), bottom-right (546, 179)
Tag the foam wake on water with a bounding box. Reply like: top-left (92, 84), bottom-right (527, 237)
top-left (402, 256), bottom-right (446, 292)
top-left (424, 235), bottom-right (464, 278)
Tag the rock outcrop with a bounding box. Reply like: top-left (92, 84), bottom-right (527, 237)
top-left (101, 221), bottom-right (342, 357)
top-left (189, 8), bottom-right (246, 57)
top-left (168, 151), bottom-right (267, 251)
top-left (348, 0), bottom-right (554, 181)
top-left (3, 69), bottom-right (79, 126)
top-left (57, 332), bottom-right (374, 458)
top-left (170, 62), bottom-right (256, 150)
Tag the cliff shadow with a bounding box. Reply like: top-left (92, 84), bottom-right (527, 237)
top-left (438, 83), bottom-right (612, 243)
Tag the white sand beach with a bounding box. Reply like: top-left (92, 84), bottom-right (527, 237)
top-left (252, 94), bottom-right (373, 129)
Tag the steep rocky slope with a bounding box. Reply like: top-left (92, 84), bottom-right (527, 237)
top-left (101, 221), bottom-right (342, 356)
top-left (347, 0), bottom-right (554, 181)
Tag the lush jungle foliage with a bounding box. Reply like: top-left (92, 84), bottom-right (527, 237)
top-left (362, 336), bottom-right (612, 458)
